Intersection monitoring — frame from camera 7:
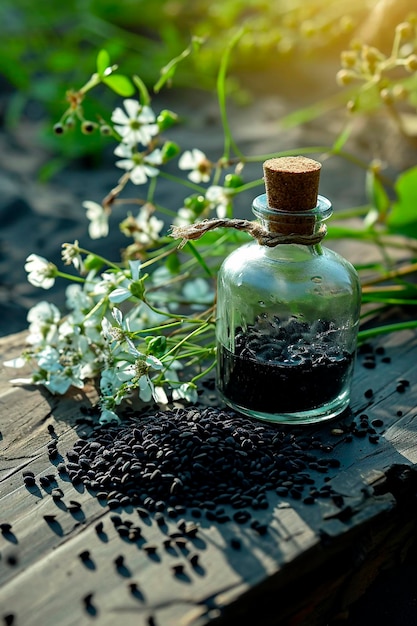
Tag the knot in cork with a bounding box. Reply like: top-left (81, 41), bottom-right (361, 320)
top-left (263, 156), bottom-right (321, 212)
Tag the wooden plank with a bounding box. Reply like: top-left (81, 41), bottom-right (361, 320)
top-left (1, 329), bottom-right (417, 626)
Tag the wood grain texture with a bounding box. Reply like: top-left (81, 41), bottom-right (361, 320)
top-left (1, 329), bottom-right (417, 626)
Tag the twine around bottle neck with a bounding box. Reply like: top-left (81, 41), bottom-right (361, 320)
top-left (170, 217), bottom-right (327, 249)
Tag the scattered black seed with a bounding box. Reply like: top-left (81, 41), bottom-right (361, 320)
top-left (233, 510), bottom-right (251, 524)
top-left (43, 515), bottom-right (56, 523)
top-left (371, 419), bottom-right (384, 428)
top-left (230, 537), bottom-right (241, 550)
top-left (95, 522), bottom-right (104, 534)
top-left (171, 563), bottom-right (184, 574)
top-left (396, 382), bottom-right (406, 393)
top-left (3, 614), bottom-right (15, 625)
top-left (189, 553), bottom-right (199, 566)
top-left (79, 550), bottom-right (90, 561)
top-left (23, 475), bottom-right (36, 487)
top-left (22, 470), bottom-right (35, 478)
top-left (0, 523), bottom-right (12, 534)
top-left (397, 410), bottom-right (403, 417)
top-left (381, 356), bottom-right (391, 363)
top-left (39, 476), bottom-right (51, 488)
top-left (303, 496), bottom-right (315, 505)
top-left (143, 545), bottom-right (157, 555)
top-left (175, 538), bottom-right (188, 549)
top-left (114, 555), bottom-right (124, 567)
top-left (47, 424), bottom-right (56, 435)
top-left (364, 389), bottom-right (373, 399)
top-left (369, 435), bottom-right (380, 444)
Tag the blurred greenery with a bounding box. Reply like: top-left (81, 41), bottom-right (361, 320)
top-left (0, 0), bottom-right (373, 125)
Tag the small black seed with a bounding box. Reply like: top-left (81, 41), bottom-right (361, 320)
top-left (364, 389), bottom-right (373, 399)
top-left (371, 419), bottom-right (384, 428)
top-left (3, 614), bottom-right (15, 625)
top-left (114, 555), bottom-right (124, 567)
top-left (0, 524), bottom-right (12, 533)
top-left (79, 550), bottom-right (90, 561)
top-left (171, 563), bottom-right (184, 574)
top-left (43, 515), bottom-right (56, 523)
top-left (95, 522), bottom-right (104, 534)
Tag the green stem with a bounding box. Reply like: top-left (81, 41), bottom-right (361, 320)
top-left (217, 28), bottom-right (245, 161)
top-left (190, 358), bottom-right (217, 384)
top-left (76, 247), bottom-right (121, 270)
top-left (358, 320), bottom-right (417, 343)
top-left (56, 271), bottom-right (85, 283)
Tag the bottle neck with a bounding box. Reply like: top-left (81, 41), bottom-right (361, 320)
top-left (252, 194), bottom-right (332, 241)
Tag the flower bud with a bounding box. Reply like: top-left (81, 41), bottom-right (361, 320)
top-left (336, 69), bottom-right (356, 86)
top-left (84, 254), bottom-right (104, 271)
top-left (380, 88), bottom-right (394, 105)
top-left (405, 54), bottom-right (417, 72)
top-left (100, 124), bottom-right (112, 136)
top-left (224, 173), bottom-right (243, 189)
top-left (81, 121), bottom-right (98, 134)
top-left (161, 141), bottom-right (180, 161)
top-left (184, 194), bottom-right (208, 214)
top-left (53, 123), bottom-right (65, 135)
top-left (341, 50), bottom-right (357, 68)
top-left (157, 109), bottom-right (178, 131)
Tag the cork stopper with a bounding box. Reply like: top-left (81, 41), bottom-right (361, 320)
top-left (263, 156), bottom-right (321, 212)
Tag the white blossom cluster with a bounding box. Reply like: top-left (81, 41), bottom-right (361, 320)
top-left (4, 95), bottom-right (244, 423)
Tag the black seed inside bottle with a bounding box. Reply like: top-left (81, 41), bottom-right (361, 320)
top-left (218, 318), bottom-right (354, 414)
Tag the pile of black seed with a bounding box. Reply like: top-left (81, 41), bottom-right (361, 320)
top-left (65, 406), bottom-right (342, 514)
top-left (218, 317), bottom-right (354, 412)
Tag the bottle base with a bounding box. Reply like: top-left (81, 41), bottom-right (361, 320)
top-left (217, 389), bottom-right (351, 425)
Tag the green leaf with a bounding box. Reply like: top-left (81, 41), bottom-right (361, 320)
top-left (97, 49), bottom-right (111, 77)
top-left (332, 124), bottom-right (352, 153)
top-left (387, 165), bottom-right (417, 237)
top-left (103, 75), bottom-right (135, 97)
top-left (366, 168), bottom-right (390, 216)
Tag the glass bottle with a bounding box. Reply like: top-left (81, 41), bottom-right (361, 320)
top-left (216, 156), bottom-right (361, 424)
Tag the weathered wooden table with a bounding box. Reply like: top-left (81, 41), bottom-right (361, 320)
top-left (1, 326), bottom-right (417, 626)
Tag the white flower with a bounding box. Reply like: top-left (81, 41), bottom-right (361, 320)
top-left (3, 356), bottom-right (27, 369)
top-left (83, 201), bottom-right (109, 239)
top-left (26, 301), bottom-right (61, 346)
top-left (61, 241), bottom-right (83, 271)
top-left (132, 206), bottom-right (164, 245)
top-left (173, 207), bottom-right (195, 227)
top-left (206, 185), bottom-right (232, 218)
top-left (24, 254), bottom-right (57, 289)
top-left (111, 99), bottom-right (159, 146)
top-left (172, 382), bottom-right (198, 404)
top-left (178, 149), bottom-right (212, 183)
top-left (27, 301), bottom-right (61, 326)
top-left (37, 346), bottom-right (62, 373)
top-left (114, 144), bottom-right (162, 185)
